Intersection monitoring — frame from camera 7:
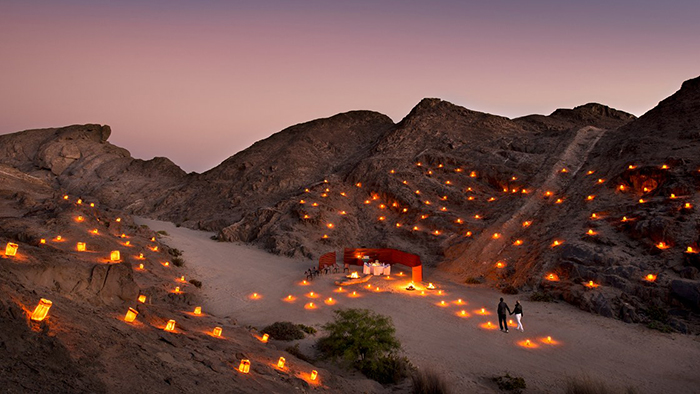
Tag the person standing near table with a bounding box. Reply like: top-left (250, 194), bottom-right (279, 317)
top-left (497, 297), bottom-right (511, 333)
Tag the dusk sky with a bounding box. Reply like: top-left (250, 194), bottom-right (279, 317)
top-left (1, 1), bottom-right (698, 173)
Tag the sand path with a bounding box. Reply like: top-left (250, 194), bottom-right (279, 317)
top-left (136, 217), bottom-right (700, 393)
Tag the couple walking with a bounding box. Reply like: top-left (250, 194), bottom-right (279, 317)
top-left (497, 297), bottom-right (523, 333)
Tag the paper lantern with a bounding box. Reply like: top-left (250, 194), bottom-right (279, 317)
top-left (138, 263), bottom-right (144, 270)
top-left (310, 370), bottom-right (318, 381)
top-left (121, 233), bottom-right (127, 238)
top-left (661, 164), bottom-right (669, 170)
top-left (238, 360), bottom-right (250, 374)
top-left (40, 239), bottom-right (46, 244)
top-left (90, 203), bottom-right (95, 207)
top-left (261, 333), bottom-right (269, 343)
top-left (115, 217), bottom-right (121, 222)
top-left (496, 261), bottom-right (505, 269)
top-left (492, 233), bottom-right (501, 239)
top-left (77, 199), bottom-right (82, 205)
top-left (687, 246), bottom-right (698, 254)
top-left (645, 274), bottom-right (657, 282)
top-left (597, 178), bottom-right (605, 184)
top-left (150, 237), bottom-right (156, 242)
top-left (77, 242), bottom-right (86, 252)
top-left (544, 191), bottom-right (553, 197)
top-left (277, 357), bottom-right (286, 369)
top-left (76, 216), bottom-right (84, 222)
top-left (587, 229), bottom-right (597, 236)
top-left (63, 195), bottom-right (69, 200)
top-left (174, 287), bottom-right (180, 293)
top-left (513, 239), bottom-right (523, 246)
top-left (164, 320), bottom-right (176, 332)
top-left (628, 164), bottom-right (636, 170)
top-left (30, 298), bottom-right (52, 321)
top-left (551, 240), bottom-right (563, 247)
top-left (5, 242), bottom-right (18, 256)
top-left (586, 195), bottom-right (595, 201)
top-left (138, 295), bottom-right (146, 303)
top-left (124, 307), bottom-right (138, 323)
top-left (56, 235), bottom-right (62, 241)
top-left (584, 280), bottom-right (600, 288)
top-left (212, 327), bottom-right (222, 337)
top-left (656, 242), bottom-right (670, 250)
top-left (110, 250), bottom-right (121, 261)
top-left (305, 302), bottom-right (316, 309)
top-left (138, 253), bottom-right (144, 259)
top-left (426, 283), bottom-right (436, 290)
top-left (194, 306), bottom-right (202, 315)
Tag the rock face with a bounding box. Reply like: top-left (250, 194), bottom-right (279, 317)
top-left (1, 76), bottom-right (700, 332)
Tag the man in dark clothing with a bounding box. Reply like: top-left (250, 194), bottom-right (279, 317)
top-left (497, 297), bottom-right (512, 333)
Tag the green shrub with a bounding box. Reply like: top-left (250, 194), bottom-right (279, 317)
top-left (358, 354), bottom-right (411, 385)
top-left (317, 308), bottom-right (401, 363)
top-left (169, 248), bottom-right (183, 257)
top-left (262, 322), bottom-right (306, 341)
top-left (172, 257), bottom-right (185, 267)
top-left (647, 321), bottom-right (674, 333)
top-left (645, 305), bottom-right (668, 322)
top-left (530, 292), bottom-right (554, 302)
top-left (157, 230), bottom-right (169, 236)
top-left (188, 279), bottom-right (202, 288)
top-left (297, 324), bottom-right (317, 335)
top-left (501, 285), bottom-right (518, 295)
top-left (493, 373), bottom-right (526, 393)
top-left (411, 369), bottom-right (451, 394)
top-left (565, 376), bottom-right (638, 394)
top-left (140, 224), bottom-right (149, 229)
top-left (465, 277), bottom-right (482, 284)
top-left (285, 343), bottom-right (312, 363)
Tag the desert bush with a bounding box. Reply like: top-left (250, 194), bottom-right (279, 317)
top-left (565, 376), bottom-right (638, 394)
top-left (359, 354), bottom-right (412, 385)
top-left (262, 322), bottom-right (306, 341)
top-left (172, 257), bottom-right (185, 267)
top-left (493, 373), bottom-right (526, 393)
top-left (646, 321), bottom-right (674, 333)
top-left (501, 285), bottom-right (519, 295)
top-left (530, 292), bottom-right (554, 302)
top-left (645, 305), bottom-right (668, 322)
top-left (168, 248), bottom-right (183, 257)
top-left (285, 343), bottom-right (312, 363)
top-left (317, 308), bottom-right (401, 363)
top-left (465, 277), bottom-right (482, 284)
top-left (157, 230), bottom-right (169, 235)
top-left (188, 279), bottom-right (202, 288)
top-left (411, 368), bottom-right (451, 394)
top-left (297, 324), bottom-right (317, 335)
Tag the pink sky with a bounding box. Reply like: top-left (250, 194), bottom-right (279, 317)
top-left (1, 1), bottom-right (698, 172)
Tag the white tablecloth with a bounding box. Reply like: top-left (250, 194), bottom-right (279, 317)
top-left (364, 263), bottom-right (390, 276)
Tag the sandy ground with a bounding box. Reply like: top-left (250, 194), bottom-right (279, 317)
top-left (136, 218), bottom-right (700, 394)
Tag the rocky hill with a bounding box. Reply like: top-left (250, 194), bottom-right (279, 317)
top-left (1, 76), bottom-right (699, 336)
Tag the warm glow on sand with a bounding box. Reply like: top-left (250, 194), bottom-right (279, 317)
top-left (546, 273), bottom-right (560, 281)
top-left (522, 220), bottom-right (532, 227)
top-left (513, 239), bottom-right (523, 246)
top-left (480, 321), bottom-right (497, 330)
top-left (250, 293), bottom-right (261, 299)
top-left (686, 246), bottom-right (698, 254)
top-left (304, 302), bottom-right (317, 309)
top-left (348, 291), bottom-right (360, 298)
top-left (492, 232), bottom-right (501, 239)
top-left (645, 274), bottom-right (657, 282)
top-left (325, 297), bottom-right (336, 305)
top-left (584, 280), bottom-right (600, 288)
top-left (164, 320), bottom-right (176, 332)
top-left (284, 295), bottom-right (296, 302)
top-left (30, 298), bottom-right (52, 321)
top-left (551, 240), bottom-right (563, 247)
top-left (655, 242), bottom-right (670, 250)
top-left (475, 308), bottom-right (490, 315)
top-left (587, 229), bottom-right (597, 236)
top-left (5, 242), bottom-right (19, 257)
top-left (496, 261), bottom-right (506, 269)
top-left (124, 307), bottom-right (138, 323)
top-left (457, 310), bottom-right (470, 318)
top-left (518, 339), bottom-right (539, 348)
top-left (138, 295), bottom-right (146, 303)
top-left (307, 291), bottom-right (318, 298)
top-left (540, 336), bottom-right (560, 345)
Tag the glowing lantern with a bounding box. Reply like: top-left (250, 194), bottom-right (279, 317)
top-left (645, 274), bottom-right (657, 282)
top-left (303, 215), bottom-right (310, 219)
top-left (325, 297), bottom-right (336, 305)
top-left (687, 246), bottom-right (698, 254)
top-left (424, 200), bottom-right (431, 205)
top-left (445, 180), bottom-right (451, 185)
top-left (555, 198), bottom-right (563, 204)
top-left (455, 218), bottom-right (464, 224)
top-left (312, 203), bottom-right (319, 207)
top-left (116, 217), bottom-right (121, 222)
top-left (656, 242), bottom-right (670, 250)
top-left (163, 261), bottom-right (169, 266)
top-left (77, 199), bottom-right (82, 205)
top-left (138, 295), bottom-right (146, 303)
top-left (56, 236), bottom-right (62, 241)
top-left (586, 195), bottom-right (595, 201)
top-left (305, 302), bottom-right (316, 309)
top-left (513, 240), bottom-right (523, 246)
top-left (174, 287), bottom-right (181, 293)
top-left (460, 310), bottom-right (467, 316)
top-left (492, 233), bottom-right (501, 239)
top-left (586, 170), bottom-right (594, 175)
top-left (522, 221), bottom-right (532, 227)
top-left (474, 214), bottom-right (481, 219)
top-left (238, 360), bottom-right (250, 374)
top-left (76, 215), bottom-right (84, 222)
top-left (544, 191), bottom-right (553, 197)
top-left (77, 242), bottom-right (86, 252)
top-left (151, 246), bottom-right (159, 252)
top-left (110, 250), bottom-right (120, 261)
top-left (355, 182), bottom-right (362, 188)
top-left (194, 306), bottom-right (202, 315)
top-left (456, 168), bottom-right (463, 172)
top-left (465, 231), bottom-right (472, 237)
top-left (551, 240), bottom-right (563, 247)
top-left (395, 223), bottom-right (402, 228)
top-left (277, 357), bottom-right (286, 369)
top-left (251, 293), bottom-right (259, 299)
top-left (468, 196), bottom-right (475, 201)
top-left (40, 239), bottom-right (46, 244)
top-left (138, 253), bottom-right (144, 259)
top-left (364, 200), bottom-right (371, 204)
top-left (546, 336), bottom-right (553, 343)
top-left (684, 203), bottom-right (692, 209)
top-left (320, 193), bottom-right (328, 198)
top-left (525, 339), bottom-right (531, 346)
top-left (661, 164), bottom-right (669, 170)
top-left (639, 198), bottom-right (647, 204)
top-left (427, 283), bottom-right (436, 290)
top-left (590, 213), bottom-right (598, 219)
top-left (416, 162), bottom-right (422, 166)
top-left (5, 242), bottom-right (18, 256)
top-left (378, 216), bottom-right (386, 221)
top-left (496, 261), bottom-right (505, 269)
top-left (546, 273), bottom-right (559, 281)
top-left (412, 226), bottom-right (419, 231)
top-left (433, 230), bottom-right (441, 236)
top-left (91, 229), bottom-right (99, 235)
top-left (30, 298), bottom-right (52, 321)
top-left (587, 229), bottom-right (597, 236)
top-left (470, 171), bottom-right (477, 178)
top-left (310, 370), bottom-right (318, 381)
top-left (420, 290), bottom-right (425, 295)
top-left (124, 307), bottom-right (138, 323)
top-left (420, 214), bottom-right (429, 219)
top-left (63, 195), bottom-right (69, 200)
top-left (457, 299), bottom-right (463, 304)
top-left (327, 223), bottom-right (334, 228)
top-left (560, 168), bottom-right (568, 173)
top-left (597, 178), bottom-right (605, 184)
top-left (427, 170), bottom-right (433, 175)
top-left (618, 185), bottom-right (626, 191)
top-left (340, 211), bottom-right (347, 215)
top-left (340, 192), bottom-right (347, 197)
top-left (622, 216), bottom-right (630, 222)
top-left (164, 320), bottom-right (176, 332)
top-left (670, 194), bottom-right (677, 199)
top-left (350, 272), bottom-right (359, 279)
top-left (440, 206), bottom-right (447, 212)
top-left (584, 280), bottom-right (600, 288)
top-left (261, 333), bottom-right (269, 343)
top-left (121, 233), bottom-right (126, 238)
top-left (322, 234), bottom-right (329, 239)
top-left (90, 203), bottom-right (95, 207)
top-left (628, 165), bottom-right (636, 170)
top-left (213, 327), bottom-right (222, 337)
top-left (300, 199), bottom-right (306, 204)
top-left (487, 197), bottom-right (496, 202)
top-left (138, 263), bottom-right (144, 270)
top-left (379, 204), bottom-right (386, 209)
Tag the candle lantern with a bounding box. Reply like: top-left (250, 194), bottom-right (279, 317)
top-left (5, 242), bottom-right (18, 256)
top-left (77, 242), bottom-right (86, 252)
top-left (261, 333), bottom-right (269, 343)
top-left (213, 327), bottom-right (223, 337)
top-left (110, 250), bottom-right (121, 261)
top-left (238, 360), bottom-right (250, 374)
top-left (310, 370), bottom-right (318, 381)
top-left (277, 357), bottom-right (286, 369)
top-left (30, 298), bottom-right (52, 321)
top-left (194, 306), bottom-right (202, 315)
top-left (164, 319), bottom-right (176, 332)
top-left (138, 295), bottom-right (146, 303)
top-left (124, 307), bottom-right (138, 323)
